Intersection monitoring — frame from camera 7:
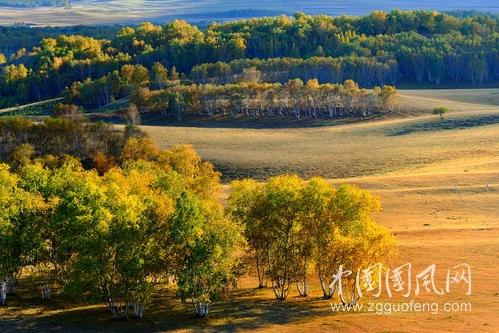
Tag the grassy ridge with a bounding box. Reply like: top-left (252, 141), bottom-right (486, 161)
top-left (141, 89), bottom-right (499, 181)
top-left (0, 1), bottom-right (498, 26)
top-left (0, 0), bottom-right (65, 7)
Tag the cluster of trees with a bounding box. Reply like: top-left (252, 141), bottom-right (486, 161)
top-left (227, 175), bottom-right (396, 301)
top-left (62, 63), bottom-right (398, 121)
top-left (0, 135), bottom-right (242, 318)
top-left (0, 114), bottom-right (127, 167)
top-left (0, 34), bottom-right (131, 108)
top-left (0, 115), bottom-right (396, 317)
top-left (0, 11), bottom-right (498, 108)
top-left (135, 79), bottom-right (399, 120)
top-left (63, 62), bottom-right (178, 109)
top-left (0, 25), bottom-right (118, 59)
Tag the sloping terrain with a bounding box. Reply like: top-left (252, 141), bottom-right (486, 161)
top-left (142, 89), bottom-right (499, 181)
top-left (0, 0), bottom-right (498, 25)
top-left (2, 123), bottom-right (498, 332)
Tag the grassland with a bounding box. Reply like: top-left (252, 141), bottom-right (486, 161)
top-left (143, 89), bottom-right (499, 181)
top-left (0, 0), bottom-right (498, 25)
top-left (1, 89), bottom-right (498, 332)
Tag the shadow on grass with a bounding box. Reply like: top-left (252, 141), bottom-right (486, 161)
top-left (88, 112), bottom-right (384, 129)
top-left (0, 288), bottom-right (336, 333)
top-left (386, 114), bottom-right (499, 136)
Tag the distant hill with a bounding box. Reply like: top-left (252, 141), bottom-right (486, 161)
top-left (0, 0), bottom-right (67, 7)
top-left (1, 0), bottom-right (498, 26)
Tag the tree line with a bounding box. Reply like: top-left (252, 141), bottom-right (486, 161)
top-left (146, 80), bottom-right (399, 120)
top-left (0, 25), bottom-right (118, 59)
top-left (0, 10), bottom-right (498, 108)
top-left (191, 56), bottom-right (399, 87)
top-left (63, 66), bottom-right (399, 120)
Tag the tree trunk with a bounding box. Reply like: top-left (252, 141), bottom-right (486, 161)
top-left (0, 281), bottom-right (6, 306)
top-left (297, 281), bottom-right (309, 297)
top-left (133, 303), bottom-right (145, 319)
top-left (41, 283), bottom-right (51, 300)
top-left (107, 297), bottom-right (130, 319)
top-left (272, 278), bottom-right (289, 301)
top-left (297, 260), bottom-right (309, 297)
top-left (339, 283), bottom-right (361, 306)
top-left (255, 254), bottom-right (267, 288)
top-left (320, 279), bottom-right (334, 299)
top-left (193, 300), bottom-right (211, 317)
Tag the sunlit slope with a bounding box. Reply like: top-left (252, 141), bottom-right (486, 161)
top-left (1, 0), bottom-right (498, 25)
top-left (142, 89), bottom-right (499, 180)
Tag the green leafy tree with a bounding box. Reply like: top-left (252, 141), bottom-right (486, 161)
top-left (433, 107), bottom-right (449, 119)
top-left (227, 179), bottom-right (267, 287)
top-left (0, 163), bottom-right (51, 298)
top-left (151, 62), bottom-right (169, 89)
top-left (254, 175), bottom-right (305, 300)
top-left (171, 191), bottom-right (244, 316)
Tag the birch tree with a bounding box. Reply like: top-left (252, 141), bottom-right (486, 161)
top-left (171, 192), bottom-right (244, 316)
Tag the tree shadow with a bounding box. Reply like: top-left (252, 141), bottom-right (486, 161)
top-left (1, 288), bottom-right (339, 332)
top-left (386, 114), bottom-right (499, 136)
top-left (88, 112), bottom-right (379, 130)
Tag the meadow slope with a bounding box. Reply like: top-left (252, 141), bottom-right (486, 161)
top-left (1, 0), bottom-right (498, 25)
top-left (0, 89), bottom-right (498, 332)
top-left (144, 89), bottom-right (499, 181)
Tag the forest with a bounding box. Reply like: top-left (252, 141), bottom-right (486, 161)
top-left (0, 10), bottom-right (497, 110)
top-left (0, 25), bottom-right (119, 58)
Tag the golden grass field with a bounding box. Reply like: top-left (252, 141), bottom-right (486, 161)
top-left (1, 89), bottom-right (498, 332)
top-left (1, 1), bottom-right (497, 26)
top-left (144, 89), bottom-right (499, 181)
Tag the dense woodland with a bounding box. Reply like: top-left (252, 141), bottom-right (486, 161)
top-left (0, 25), bottom-right (119, 58)
top-left (191, 57), bottom-right (400, 87)
top-left (0, 10), bottom-right (498, 110)
top-left (64, 63), bottom-right (398, 120)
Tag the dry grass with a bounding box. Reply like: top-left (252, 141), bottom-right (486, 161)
top-left (1, 1), bottom-right (497, 26)
top-left (1, 89), bottom-right (498, 332)
top-left (2, 160), bottom-right (497, 332)
top-left (143, 89), bottom-right (499, 181)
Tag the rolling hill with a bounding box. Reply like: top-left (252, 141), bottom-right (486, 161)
top-left (0, 0), bottom-right (499, 26)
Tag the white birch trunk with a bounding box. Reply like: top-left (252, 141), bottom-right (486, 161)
top-left (0, 281), bottom-right (6, 306)
top-left (297, 281), bottom-right (309, 297)
top-left (193, 301), bottom-right (211, 317)
top-left (107, 297), bottom-right (130, 319)
top-left (133, 303), bottom-right (145, 319)
top-left (41, 283), bottom-right (51, 300)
